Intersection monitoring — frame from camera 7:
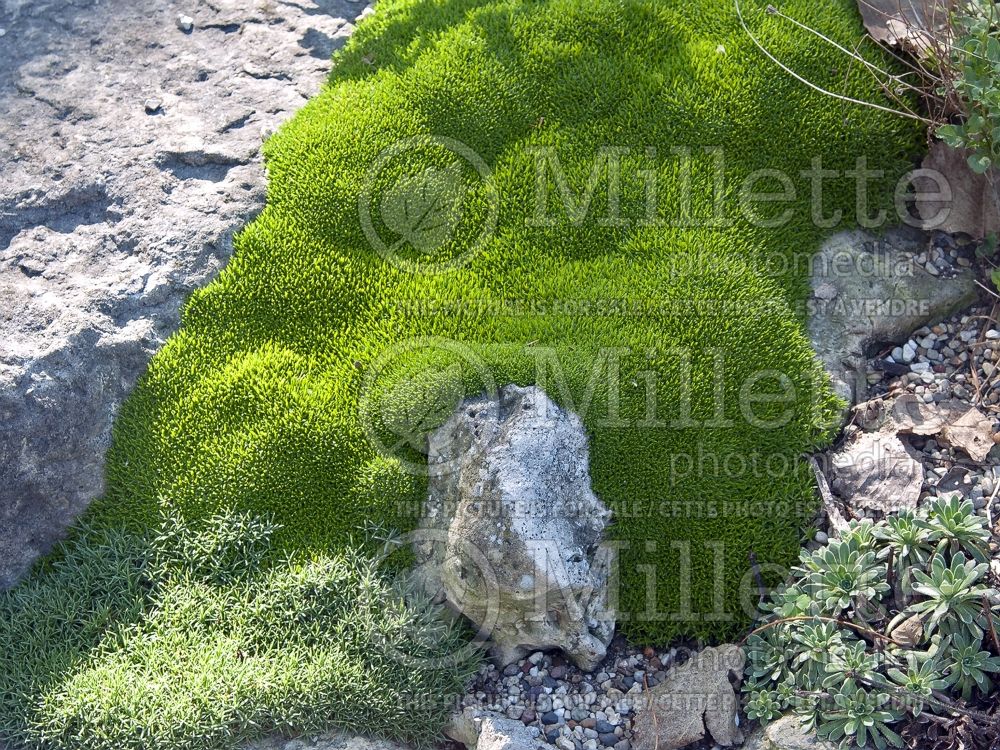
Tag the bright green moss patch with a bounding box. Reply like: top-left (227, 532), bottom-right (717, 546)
top-left (97, 0), bottom-right (922, 645)
top-left (1, 2), bottom-right (928, 747)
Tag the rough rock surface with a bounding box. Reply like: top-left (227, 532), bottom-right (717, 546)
top-left (0, 0), bottom-right (370, 588)
top-left (807, 227), bottom-right (977, 409)
top-left (477, 713), bottom-right (546, 750)
top-left (630, 644), bottom-right (744, 750)
top-left (446, 707), bottom-right (486, 749)
top-left (413, 384), bottom-right (615, 671)
top-left (247, 731), bottom-right (409, 750)
top-left (447, 707), bottom-right (545, 750)
top-left (742, 714), bottom-right (836, 750)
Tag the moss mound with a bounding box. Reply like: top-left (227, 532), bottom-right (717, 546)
top-left (98, 0), bottom-right (921, 645)
top-left (0, 513), bottom-right (477, 750)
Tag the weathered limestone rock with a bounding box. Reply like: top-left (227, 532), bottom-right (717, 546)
top-left (807, 227), bottom-right (977, 409)
top-left (477, 714), bottom-right (544, 750)
top-left (445, 707), bottom-right (484, 749)
top-left (743, 714), bottom-right (837, 750)
top-left (631, 644), bottom-right (745, 750)
top-left (247, 731), bottom-right (409, 750)
top-left (413, 384), bottom-right (615, 671)
top-left (0, 0), bottom-right (371, 587)
top-left (446, 708), bottom-right (544, 750)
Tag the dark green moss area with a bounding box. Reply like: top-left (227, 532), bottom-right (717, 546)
top-left (99, 0), bottom-right (922, 644)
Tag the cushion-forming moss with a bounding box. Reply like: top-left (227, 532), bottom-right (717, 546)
top-left (99, 0), bottom-right (922, 643)
top-left (0, 515), bottom-right (477, 750)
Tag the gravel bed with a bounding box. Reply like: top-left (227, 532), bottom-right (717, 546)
top-left (860, 299), bottom-right (1000, 518)
top-left (460, 640), bottom-right (725, 750)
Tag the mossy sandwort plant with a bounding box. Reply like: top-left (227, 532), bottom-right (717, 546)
top-left (100, 0), bottom-right (923, 644)
top-left (0, 1), bottom-right (928, 748)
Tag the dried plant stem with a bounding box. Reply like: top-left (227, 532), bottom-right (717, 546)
top-left (733, 0), bottom-right (935, 123)
top-left (798, 683), bottom-right (999, 724)
top-left (768, 4), bottom-right (926, 93)
top-left (739, 614), bottom-right (898, 646)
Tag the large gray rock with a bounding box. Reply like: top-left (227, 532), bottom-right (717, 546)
top-left (446, 708), bottom-right (544, 750)
top-left (743, 714), bottom-right (836, 750)
top-left (477, 715), bottom-right (543, 750)
top-left (246, 731), bottom-right (409, 750)
top-left (807, 227), bottom-right (977, 408)
top-left (413, 384), bottom-right (615, 671)
top-left (0, 0), bottom-right (371, 587)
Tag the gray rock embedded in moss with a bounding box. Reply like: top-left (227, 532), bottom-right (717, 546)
top-left (807, 227), bottom-right (977, 409)
top-left (0, 0), bottom-right (371, 588)
top-left (412, 384), bottom-right (615, 671)
top-left (743, 714), bottom-right (837, 750)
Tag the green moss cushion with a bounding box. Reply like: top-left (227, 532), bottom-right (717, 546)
top-left (100, 0), bottom-right (921, 643)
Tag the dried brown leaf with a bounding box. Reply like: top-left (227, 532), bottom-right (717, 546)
top-left (891, 392), bottom-right (957, 434)
top-left (856, 0), bottom-right (949, 55)
top-left (809, 455), bottom-right (851, 535)
top-left (890, 394), bottom-right (994, 461)
top-left (889, 612), bottom-right (924, 647)
top-left (631, 645), bottom-right (745, 750)
top-left (830, 432), bottom-right (924, 511)
top-left (942, 407), bottom-right (995, 462)
top-left (915, 141), bottom-right (1000, 240)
